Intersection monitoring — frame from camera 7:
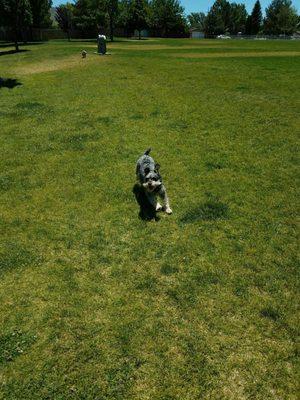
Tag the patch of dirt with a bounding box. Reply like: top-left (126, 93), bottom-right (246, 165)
top-left (13, 54), bottom-right (108, 75)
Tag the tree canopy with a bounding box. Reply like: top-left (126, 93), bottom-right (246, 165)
top-left (205, 0), bottom-right (231, 36)
top-left (1, 0), bottom-right (298, 43)
top-left (127, 0), bottom-right (149, 39)
top-left (59, 0), bottom-right (299, 38)
top-left (228, 2), bottom-right (247, 34)
top-left (0, 0), bottom-right (32, 50)
top-left (251, 0), bottom-right (263, 34)
top-left (149, 0), bottom-right (187, 37)
top-left (29, 0), bottom-right (52, 28)
top-left (264, 0), bottom-right (298, 35)
top-left (55, 3), bottom-right (74, 40)
top-left (187, 12), bottom-right (206, 30)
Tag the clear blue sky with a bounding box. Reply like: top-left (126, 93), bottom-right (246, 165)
top-left (51, 0), bottom-right (300, 15)
top-left (182, 0), bottom-right (299, 15)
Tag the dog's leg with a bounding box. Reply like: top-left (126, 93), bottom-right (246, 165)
top-left (147, 193), bottom-right (162, 211)
top-left (158, 186), bottom-right (172, 214)
top-left (145, 192), bottom-right (157, 210)
top-left (156, 202), bottom-right (163, 211)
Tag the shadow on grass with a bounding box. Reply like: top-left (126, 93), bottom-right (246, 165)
top-left (69, 39), bottom-right (97, 43)
top-left (128, 38), bottom-right (150, 41)
top-left (181, 200), bottom-right (229, 224)
top-left (0, 49), bottom-right (29, 57)
top-left (132, 183), bottom-right (160, 221)
top-left (0, 42), bottom-right (45, 49)
top-left (0, 330), bottom-right (37, 364)
top-left (0, 78), bottom-right (22, 89)
top-left (69, 38), bottom-right (150, 43)
top-left (0, 242), bottom-right (40, 275)
top-left (260, 306), bottom-right (281, 321)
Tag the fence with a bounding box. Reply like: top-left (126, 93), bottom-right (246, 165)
top-left (0, 27), bottom-right (128, 42)
top-left (1, 27), bottom-right (299, 44)
top-left (229, 34), bottom-right (299, 40)
top-left (201, 33), bottom-right (300, 40)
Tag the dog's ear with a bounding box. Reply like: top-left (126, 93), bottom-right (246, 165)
top-left (144, 167), bottom-right (150, 175)
top-left (155, 163), bottom-right (160, 172)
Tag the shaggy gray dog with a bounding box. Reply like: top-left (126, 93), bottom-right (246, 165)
top-left (136, 148), bottom-right (172, 215)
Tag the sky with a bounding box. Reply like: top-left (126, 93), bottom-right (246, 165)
top-left (183, 0), bottom-right (300, 15)
top-left (51, 0), bottom-right (300, 15)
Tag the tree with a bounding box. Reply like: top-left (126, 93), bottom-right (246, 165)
top-left (0, 0), bottom-right (32, 51)
top-left (73, 0), bottom-right (118, 40)
top-left (187, 12), bottom-right (206, 30)
top-left (29, 0), bottom-right (52, 29)
top-left (204, 0), bottom-right (249, 36)
top-left (251, 0), bottom-right (262, 34)
top-left (204, 0), bottom-right (231, 36)
top-left (264, 0), bottom-right (298, 35)
top-left (106, 0), bottom-right (119, 41)
top-left (128, 0), bottom-right (148, 39)
top-left (149, 0), bottom-right (187, 37)
top-left (55, 3), bottom-right (74, 41)
top-left (228, 2), bottom-right (247, 34)
top-left (246, 0), bottom-right (262, 35)
top-left (205, 0), bottom-right (250, 36)
top-left (245, 14), bottom-right (252, 34)
top-left (73, 0), bottom-right (106, 36)
top-left (116, 0), bottom-right (131, 36)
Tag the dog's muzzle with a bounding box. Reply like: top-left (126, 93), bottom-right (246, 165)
top-left (143, 181), bottom-right (162, 193)
top-left (143, 182), bottom-right (154, 192)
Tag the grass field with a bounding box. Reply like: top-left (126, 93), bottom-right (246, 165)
top-left (0, 38), bottom-right (299, 399)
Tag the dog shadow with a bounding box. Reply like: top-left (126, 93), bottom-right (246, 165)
top-left (180, 199), bottom-right (229, 224)
top-left (132, 183), bottom-right (160, 221)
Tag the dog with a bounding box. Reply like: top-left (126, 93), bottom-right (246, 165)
top-left (136, 148), bottom-right (172, 215)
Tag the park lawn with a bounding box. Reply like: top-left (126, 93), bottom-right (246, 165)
top-left (0, 38), bottom-right (299, 399)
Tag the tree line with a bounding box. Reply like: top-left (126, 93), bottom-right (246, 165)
top-left (0, 0), bottom-right (299, 50)
top-left (0, 0), bottom-right (52, 49)
top-left (56, 0), bottom-right (188, 41)
top-left (189, 0), bottom-right (299, 37)
top-left (55, 0), bottom-right (299, 41)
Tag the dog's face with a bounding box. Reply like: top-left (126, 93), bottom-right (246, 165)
top-left (142, 170), bottom-right (162, 192)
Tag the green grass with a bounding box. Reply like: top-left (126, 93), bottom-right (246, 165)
top-left (0, 38), bottom-right (299, 399)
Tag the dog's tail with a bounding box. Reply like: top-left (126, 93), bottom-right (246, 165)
top-left (144, 148), bottom-right (151, 155)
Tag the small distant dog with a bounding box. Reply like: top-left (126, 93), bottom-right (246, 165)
top-left (81, 50), bottom-right (87, 58)
top-left (136, 148), bottom-right (172, 214)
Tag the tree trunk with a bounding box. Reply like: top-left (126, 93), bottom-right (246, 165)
top-left (110, 15), bottom-right (114, 42)
top-left (67, 30), bottom-right (71, 41)
top-left (22, 27), bottom-right (27, 44)
top-left (14, 16), bottom-right (19, 52)
top-left (14, 39), bottom-right (19, 52)
top-left (14, 27), bottom-right (19, 52)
